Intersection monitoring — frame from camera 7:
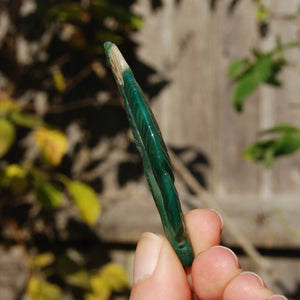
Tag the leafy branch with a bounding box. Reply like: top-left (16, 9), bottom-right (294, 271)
top-left (229, 2), bottom-right (300, 167)
top-left (0, 0), bottom-right (150, 297)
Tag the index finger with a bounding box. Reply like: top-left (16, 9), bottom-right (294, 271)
top-left (185, 208), bottom-right (223, 255)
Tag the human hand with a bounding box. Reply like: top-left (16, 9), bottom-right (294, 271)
top-left (130, 209), bottom-right (287, 300)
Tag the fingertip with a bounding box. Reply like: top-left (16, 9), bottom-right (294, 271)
top-left (133, 232), bottom-right (163, 284)
top-left (192, 245), bottom-right (241, 299)
top-left (185, 208), bottom-right (223, 254)
top-left (223, 271), bottom-right (273, 300)
top-left (131, 232), bottom-right (191, 300)
top-left (269, 295), bottom-right (289, 300)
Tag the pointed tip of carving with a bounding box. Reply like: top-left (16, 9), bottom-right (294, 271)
top-left (104, 41), bottom-right (130, 85)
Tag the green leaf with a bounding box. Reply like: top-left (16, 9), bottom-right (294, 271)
top-left (228, 59), bottom-right (250, 79)
top-left (27, 278), bottom-right (63, 300)
top-left (256, 7), bottom-right (269, 21)
top-left (243, 126), bottom-right (300, 167)
top-left (30, 252), bottom-right (55, 269)
top-left (273, 133), bottom-right (300, 156)
top-left (243, 140), bottom-right (275, 161)
top-left (231, 55), bottom-right (273, 112)
top-left (91, 1), bottom-right (143, 29)
top-left (66, 181), bottom-right (100, 225)
top-left (10, 111), bottom-right (43, 128)
top-left (4, 164), bottom-right (29, 196)
top-left (261, 124), bottom-right (300, 135)
top-left (55, 253), bottom-right (90, 289)
top-left (35, 181), bottom-right (63, 210)
top-left (0, 118), bottom-right (16, 158)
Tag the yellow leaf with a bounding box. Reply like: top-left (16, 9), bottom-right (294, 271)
top-left (35, 127), bottom-right (68, 167)
top-left (256, 7), bottom-right (269, 21)
top-left (0, 118), bottom-right (15, 158)
top-left (30, 252), bottom-right (55, 269)
top-left (5, 164), bottom-right (28, 195)
top-left (28, 278), bottom-right (62, 300)
top-left (52, 68), bottom-right (67, 92)
top-left (89, 275), bottom-right (111, 300)
top-left (66, 181), bottom-right (101, 225)
top-left (5, 164), bottom-right (25, 177)
top-left (100, 263), bottom-right (129, 292)
top-left (65, 269), bottom-right (91, 289)
top-left (0, 99), bottom-right (20, 115)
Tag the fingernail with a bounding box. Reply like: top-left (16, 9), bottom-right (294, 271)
top-left (133, 232), bottom-right (163, 283)
top-left (211, 245), bottom-right (239, 267)
top-left (240, 271), bottom-right (265, 287)
top-left (269, 295), bottom-right (288, 300)
top-left (208, 208), bottom-right (224, 229)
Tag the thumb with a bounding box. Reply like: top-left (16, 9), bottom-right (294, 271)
top-left (130, 232), bottom-right (191, 300)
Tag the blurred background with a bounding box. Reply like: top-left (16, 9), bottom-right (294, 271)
top-left (0, 0), bottom-right (300, 299)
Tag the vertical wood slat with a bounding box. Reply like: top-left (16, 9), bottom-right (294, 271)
top-left (270, 0), bottom-right (300, 195)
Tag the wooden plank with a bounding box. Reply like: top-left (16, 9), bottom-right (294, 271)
top-left (268, 0), bottom-right (300, 194)
top-left (239, 255), bottom-right (300, 299)
top-left (218, 0), bottom-right (261, 196)
top-left (217, 196), bottom-right (300, 248)
top-left (133, 0), bottom-right (220, 190)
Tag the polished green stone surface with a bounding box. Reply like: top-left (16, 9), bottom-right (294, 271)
top-left (104, 41), bottom-right (194, 268)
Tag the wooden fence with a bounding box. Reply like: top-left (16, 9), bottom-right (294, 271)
top-left (100, 0), bottom-right (300, 249)
top-left (97, 0), bottom-right (300, 296)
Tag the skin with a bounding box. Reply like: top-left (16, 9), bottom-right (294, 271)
top-left (130, 209), bottom-right (288, 300)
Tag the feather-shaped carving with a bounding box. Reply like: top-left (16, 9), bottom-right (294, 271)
top-left (104, 42), bottom-right (194, 268)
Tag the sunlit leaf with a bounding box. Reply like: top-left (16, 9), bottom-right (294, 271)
top-left (243, 140), bottom-right (275, 167)
top-left (35, 181), bottom-right (63, 209)
top-left (0, 99), bottom-right (20, 115)
top-left (243, 125), bottom-right (300, 167)
top-left (10, 111), bottom-right (43, 128)
top-left (27, 278), bottom-right (62, 300)
top-left (261, 124), bottom-right (300, 135)
top-left (55, 253), bottom-right (90, 289)
top-left (65, 269), bottom-right (91, 289)
top-left (51, 68), bottom-right (67, 93)
top-left (85, 291), bottom-right (110, 300)
top-left (0, 118), bottom-right (16, 158)
top-left (91, 1), bottom-right (143, 29)
top-left (273, 133), bottom-right (300, 155)
top-left (100, 263), bottom-right (129, 292)
top-left (227, 59), bottom-right (250, 79)
top-left (256, 7), bottom-right (269, 21)
top-left (5, 164), bottom-right (28, 195)
top-left (66, 181), bottom-right (100, 225)
top-left (89, 275), bottom-right (111, 300)
top-left (231, 55), bottom-right (273, 112)
top-left (87, 263), bottom-right (129, 300)
top-left (31, 252), bottom-right (55, 269)
top-left (35, 127), bottom-right (68, 167)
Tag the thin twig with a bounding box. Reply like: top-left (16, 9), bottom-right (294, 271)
top-left (9, 220), bottom-right (33, 278)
